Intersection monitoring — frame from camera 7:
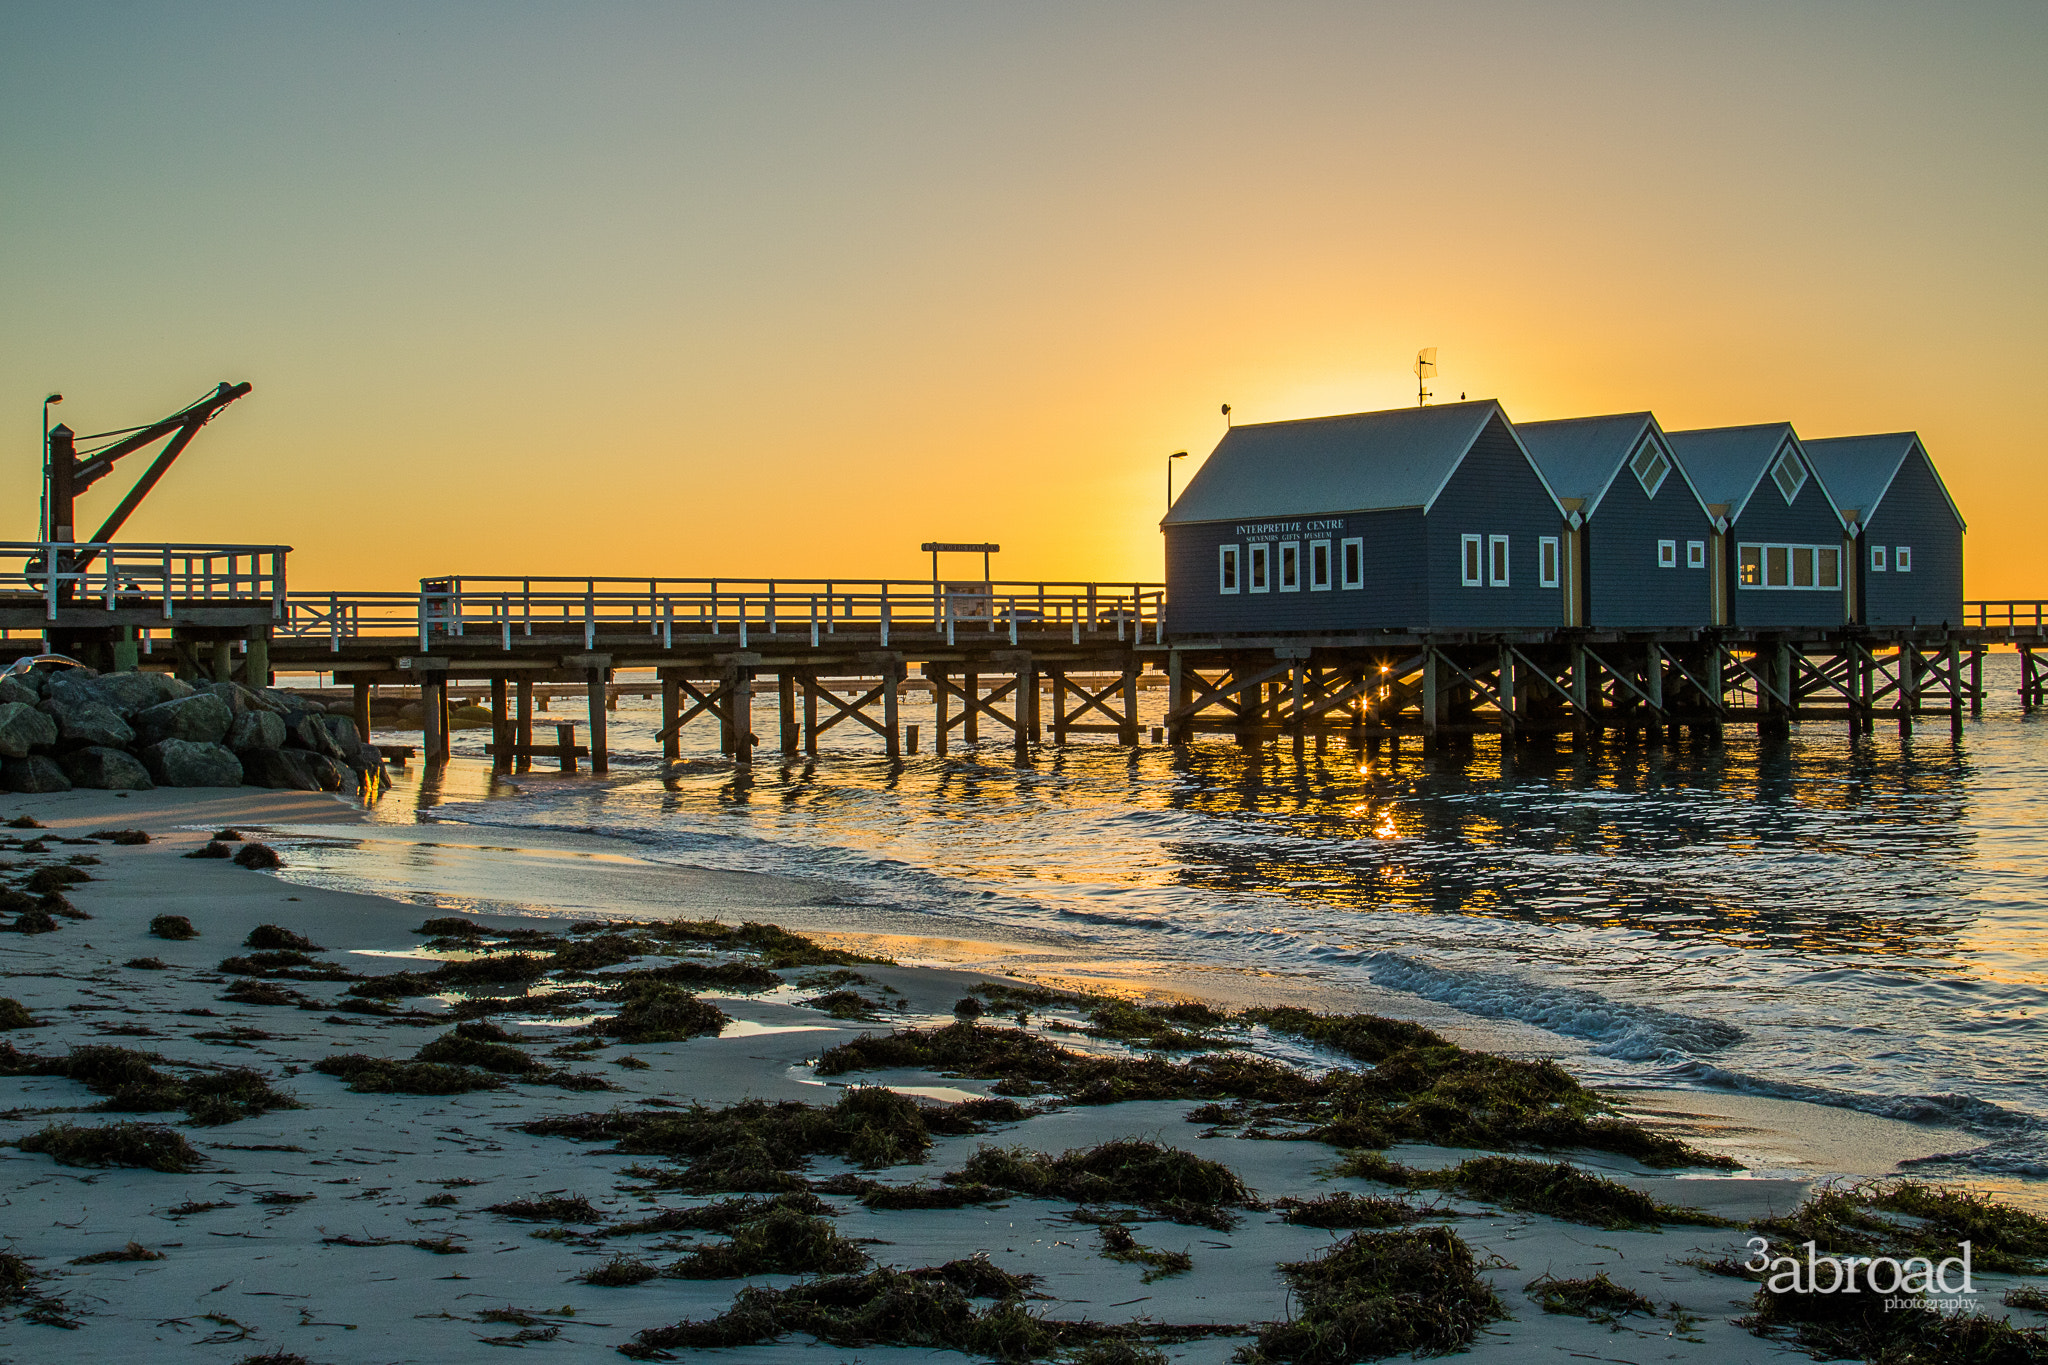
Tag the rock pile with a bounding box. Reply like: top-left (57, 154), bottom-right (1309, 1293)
top-left (0, 667), bottom-right (385, 794)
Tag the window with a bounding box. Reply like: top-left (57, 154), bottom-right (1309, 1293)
top-left (1687, 540), bottom-right (1706, 569)
top-left (1791, 547), bottom-right (1815, 588)
top-left (1870, 545), bottom-right (1888, 572)
top-left (1766, 546), bottom-right (1789, 587)
top-left (1895, 546), bottom-right (1912, 573)
top-left (1309, 539), bottom-right (1332, 591)
top-left (1737, 542), bottom-right (1851, 591)
top-left (1341, 537), bottom-right (1364, 589)
top-left (1248, 543), bottom-right (1270, 593)
top-left (1461, 534), bottom-right (1483, 587)
top-left (1657, 539), bottom-right (1678, 569)
top-left (1539, 536), bottom-right (1560, 588)
top-left (1488, 535), bottom-right (1511, 587)
top-left (1218, 545), bottom-right (1240, 594)
top-left (1771, 446), bottom-right (1808, 504)
top-left (1277, 541), bottom-right (1300, 592)
top-left (1630, 442), bottom-right (1671, 498)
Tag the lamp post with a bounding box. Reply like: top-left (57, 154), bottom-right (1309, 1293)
top-left (1166, 450), bottom-right (1187, 513)
top-left (39, 393), bottom-right (61, 541)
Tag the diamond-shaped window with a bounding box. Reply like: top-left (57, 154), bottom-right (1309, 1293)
top-left (1771, 447), bottom-right (1807, 504)
top-left (1629, 443), bottom-right (1670, 498)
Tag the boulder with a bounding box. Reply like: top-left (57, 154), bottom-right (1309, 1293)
top-left (319, 715), bottom-right (363, 748)
top-left (240, 748), bottom-right (321, 791)
top-left (59, 746), bottom-right (153, 790)
top-left (82, 670), bottom-right (193, 717)
top-left (40, 693), bottom-right (136, 748)
top-left (1, 755), bottom-right (70, 793)
top-left (228, 710), bottom-right (287, 752)
top-left (134, 692), bottom-right (233, 746)
top-left (0, 677), bottom-right (39, 706)
top-left (0, 702), bottom-right (58, 758)
top-left (286, 714), bottom-right (348, 760)
top-left (301, 752), bottom-right (352, 793)
top-left (142, 739), bottom-right (244, 788)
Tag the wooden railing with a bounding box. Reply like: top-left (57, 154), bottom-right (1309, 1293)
top-left (273, 576), bottom-right (1168, 652)
top-left (0, 541), bottom-right (288, 620)
top-left (1965, 602), bottom-right (2048, 629)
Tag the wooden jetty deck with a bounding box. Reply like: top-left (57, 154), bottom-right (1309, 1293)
top-left (7, 546), bottom-right (2048, 771)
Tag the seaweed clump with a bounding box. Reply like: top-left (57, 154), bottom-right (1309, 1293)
top-left (621, 1259), bottom-right (1201, 1362)
top-left (314, 1053), bottom-right (509, 1095)
top-left (1337, 1153), bottom-right (1726, 1231)
top-left (1751, 1178), bottom-right (2048, 1274)
top-left (244, 924), bottom-right (320, 951)
top-left (17, 1121), bottom-right (203, 1172)
top-left (947, 1139), bottom-right (1254, 1228)
top-left (524, 1087), bottom-right (1011, 1193)
top-left (0, 1042), bottom-right (299, 1125)
top-left (89, 829), bottom-right (150, 845)
top-left (1239, 1226), bottom-right (1508, 1365)
top-left (231, 843), bottom-right (283, 870)
top-left (587, 981), bottom-right (728, 1044)
top-left (149, 914), bottom-right (198, 940)
top-left (0, 997), bottom-right (38, 1029)
top-left (1096, 1223), bottom-right (1192, 1282)
top-left (1525, 1271), bottom-right (1656, 1323)
top-left (217, 951), bottom-right (356, 981)
top-left (666, 1204), bottom-right (871, 1278)
top-left (1274, 1192), bottom-right (1430, 1229)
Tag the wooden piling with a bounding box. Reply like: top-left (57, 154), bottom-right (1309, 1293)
top-left (490, 675), bottom-right (511, 773)
top-left (352, 679), bottom-right (372, 750)
top-left (802, 669), bottom-right (819, 755)
top-left (210, 640), bottom-right (233, 683)
top-left (246, 633), bottom-right (270, 687)
top-left (515, 677), bottom-right (534, 772)
top-left (932, 665), bottom-right (949, 756)
top-left (660, 676), bottom-right (681, 762)
top-left (725, 664), bottom-right (752, 763)
top-left (1050, 669), bottom-right (1068, 744)
top-left (1948, 637), bottom-right (1963, 736)
top-left (1969, 646), bottom-right (1984, 716)
top-left (779, 670), bottom-right (798, 756)
top-left (422, 676), bottom-right (446, 764)
top-left (1120, 662), bottom-right (1140, 746)
top-left (963, 670), bottom-right (979, 744)
top-left (883, 661), bottom-right (901, 760)
top-left (586, 668), bottom-right (609, 774)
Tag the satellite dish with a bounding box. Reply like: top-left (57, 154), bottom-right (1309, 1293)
top-left (1414, 347), bottom-right (1437, 406)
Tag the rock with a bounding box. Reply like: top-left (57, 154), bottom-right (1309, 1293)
top-left (1, 755), bottom-right (70, 793)
top-left (300, 752), bottom-right (352, 792)
top-left (0, 702), bottom-right (58, 758)
top-left (40, 693), bottom-right (136, 748)
top-left (319, 715), bottom-right (363, 748)
top-left (240, 748), bottom-right (321, 791)
top-left (228, 710), bottom-right (287, 751)
top-left (133, 692), bottom-right (233, 746)
top-left (59, 746), bottom-right (154, 790)
top-left (79, 670), bottom-right (193, 717)
top-left (142, 739), bottom-right (244, 788)
top-left (0, 677), bottom-right (39, 706)
top-left (286, 714), bottom-right (348, 761)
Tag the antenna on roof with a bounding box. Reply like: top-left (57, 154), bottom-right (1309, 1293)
top-left (1414, 348), bottom-right (1437, 407)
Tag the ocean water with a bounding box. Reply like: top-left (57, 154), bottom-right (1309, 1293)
top-left (325, 653), bottom-right (2048, 1182)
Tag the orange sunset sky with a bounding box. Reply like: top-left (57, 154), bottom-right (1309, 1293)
top-left (3, 3), bottom-right (2043, 595)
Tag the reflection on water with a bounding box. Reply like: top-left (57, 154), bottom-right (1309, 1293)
top-left (331, 654), bottom-right (2048, 1180)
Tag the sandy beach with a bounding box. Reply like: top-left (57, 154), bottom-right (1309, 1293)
top-left (2, 786), bottom-right (2041, 1364)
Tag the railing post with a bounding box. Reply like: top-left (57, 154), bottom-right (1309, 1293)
top-left (739, 596), bottom-right (749, 650)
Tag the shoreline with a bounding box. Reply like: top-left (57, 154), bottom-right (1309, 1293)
top-left (0, 786), bottom-right (2034, 1362)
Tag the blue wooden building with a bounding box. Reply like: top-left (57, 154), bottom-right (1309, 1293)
top-left (1664, 422), bottom-right (1847, 629)
top-left (1516, 413), bottom-right (1716, 630)
top-left (1160, 400), bottom-right (1564, 636)
top-left (1803, 433), bottom-right (1965, 628)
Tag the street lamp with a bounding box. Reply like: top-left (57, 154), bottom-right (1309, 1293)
top-left (40, 394), bottom-right (61, 542)
top-left (1166, 451), bottom-right (1188, 513)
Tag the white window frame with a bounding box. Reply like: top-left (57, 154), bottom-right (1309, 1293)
top-left (1630, 441), bottom-right (1671, 499)
top-left (1248, 543), bottom-right (1270, 594)
top-left (1538, 535), bottom-right (1559, 588)
top-left (1308, 539), bottom-right (1332, 591)
top-left (1488, 534), bottom-right (1511, 587)
top-left (1340, 537), bottom-right (1364, 590)
top-left (1895, 546), bottom-right (1912, 573)
top-left (1657, 539), bottom-right (1678, 569)
top-left (1771, 446), bottom-right (1808, 505)
top-left (1277, 540), bottom-right (1301, 593)
top-left (1218, 544), bottom-right (1240, 595)
top-left (1461, 534), bottom-right (1483, 587)
top-left (1737, 542), bottom-right (1846, 591)
top-left (1686, 540), bottom-right (1706, 569)
top-left (1870, 545), bottom-right (1888, 572)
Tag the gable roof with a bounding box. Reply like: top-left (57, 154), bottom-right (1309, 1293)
top-left (1162, 399), bottom-right (1558, 527)
top-left (1802, 432), bottom-right (1966, 532)
top-left (1664, 421), bottom-right (1845, 530)
top-left (1516, 411), bottom-right (1709, 521)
